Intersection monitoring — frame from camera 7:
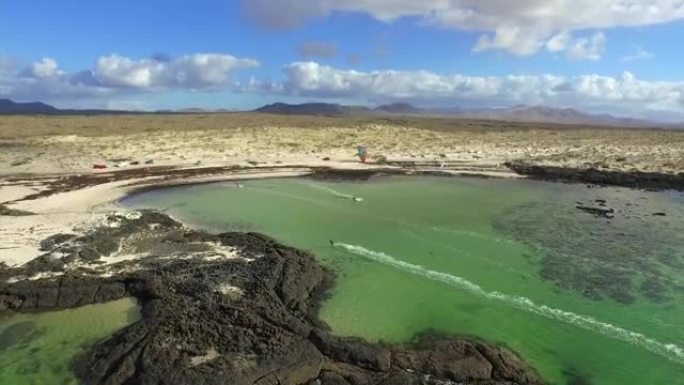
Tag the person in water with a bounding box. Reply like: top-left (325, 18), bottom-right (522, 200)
top-left (329, 240), bottom-right (334, 247)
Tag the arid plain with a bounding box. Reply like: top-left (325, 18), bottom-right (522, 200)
top-left (1, 113), bottom-right (682, 176)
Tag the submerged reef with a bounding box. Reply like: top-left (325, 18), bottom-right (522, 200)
top-left (0, 211), bottom-right (542, 385)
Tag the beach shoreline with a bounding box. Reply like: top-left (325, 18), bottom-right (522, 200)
top-left (0, 184), bottom-right (545, 385)
top-left (0, 116), bottom-right (682, 385)
top-left (2, 160), bottom-right (682, 269)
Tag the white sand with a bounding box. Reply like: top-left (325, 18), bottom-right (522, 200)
top-left (0, 184), bottom-right (44, 204)
top-left (0, 166), bottom-right (352, 267)
top-left (1, 122), bottom-right (680, 268)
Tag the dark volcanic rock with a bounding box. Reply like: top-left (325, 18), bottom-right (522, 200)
top-left (39, 233), bottom-right (78, 251)
top-left (309, 168), bottom-right (384, 181)
top-left (575, 205), bottom-right (614, 218)
top-left (505, 161), bottom-right (684, 191)
top-left (393, 339), bottom-right (494, 381)
top-left (0, 212), bottom-right (543, 385)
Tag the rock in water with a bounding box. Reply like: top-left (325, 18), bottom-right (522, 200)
top-left (0, 211), bottom-right (543, 385)
top-left (575, 205), bottom-right (615, 218)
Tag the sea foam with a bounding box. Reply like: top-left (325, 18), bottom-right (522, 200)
top-left (304, 183), bottom-right (360, 200)
top-left (337, 242), bottom-right (684, 365)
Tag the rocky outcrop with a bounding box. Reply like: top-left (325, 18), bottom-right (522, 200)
top-left (0, 212), bottom-right (543, 385)
top-left (574, 205), bottom-right (614, 218)
top-left (505, 161), bottom-right (684, 191)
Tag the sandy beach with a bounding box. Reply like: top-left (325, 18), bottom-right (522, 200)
top-left (1, 113), bottom-right (682, 269)
top-left (2, 114), bottom-right (683, 177)
top-left (0, 113), bottom-right (682, 385)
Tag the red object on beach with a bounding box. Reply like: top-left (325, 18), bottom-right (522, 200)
top-left (93, 164), bottom-right (107, 169)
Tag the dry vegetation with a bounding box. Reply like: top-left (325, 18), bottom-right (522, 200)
top-left (1, 113), bottom-right (682, 176)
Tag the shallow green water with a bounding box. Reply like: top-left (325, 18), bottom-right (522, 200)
top-left (125, 176), bottom-right (684, 385)
top-left (0, 298), bottom-right (139, 385)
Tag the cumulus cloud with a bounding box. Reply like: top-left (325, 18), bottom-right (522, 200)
top-left (21, 57), bottom-right (62, 78)
top-left (0, 53), bottom-right (260, 103)
top-left (297, 41), bottom-right (338, 59)
top-left (546, 32), bottom-right (606, 60)
top-left (246, 61), bottom-right (684, 119)
top-left (242, 0), bottom-right (684, 56)
top-left (91, 54), bottom-right (260, 89)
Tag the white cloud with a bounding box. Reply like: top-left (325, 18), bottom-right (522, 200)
top-left (23, 57), bottom-right (62, 78)
top-left (242, 0), bottom-right (684, 56)
top-left (622, 47), bottom-right (655, 61)
top-left (546, 32), bottom-right (570, 53)
top-left (0, 54), bottom-right (259, 106)
top-left (565, 32), bottom-right (606, 60)
top-left (545, 32), bottom-right (606, 60)
top-left (93, 54), bottom-right (260, 89)
top-left (248, 61), bottom-right (684, 119)
top-left (0, 53), bottom-right (260, 104)
top-left (475, 26), bottom-right (548, 56)
top-left (4, 54), bottom-right (684, 120)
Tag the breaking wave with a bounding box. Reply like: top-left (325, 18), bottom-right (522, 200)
top-left (336, 242), bottom-right (684, 365)
top-left (304, 183), bottom-right (361, 201)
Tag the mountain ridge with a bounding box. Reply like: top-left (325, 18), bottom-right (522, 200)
top-left (254, 102), bottom-right (666, 128)
top-left (0, 98), bottom-right (676, 128)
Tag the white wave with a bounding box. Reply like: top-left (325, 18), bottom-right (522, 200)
top-left (336, 242), bottom-right (684, 365)
top-left (303, 182), bottom-right (361, 201)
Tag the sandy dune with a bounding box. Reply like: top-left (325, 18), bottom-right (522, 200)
top-left (0, 114), bottom-right (682, 177)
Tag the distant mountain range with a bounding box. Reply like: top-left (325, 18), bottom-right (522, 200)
top-left (254, 102), bottom-right (352, 116)
top-left (0, 98), bottom-right (677, 128)
top-left (0, 98), bottom-right (142, 116)
top-left (254, 102), bottom-right (662, 128)
top-left (437, 105), bottom-right (656, 128)
top-left (0, 99), bottom-right (59, 114)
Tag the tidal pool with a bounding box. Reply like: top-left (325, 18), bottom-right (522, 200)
top-left (0, 298), bottom-right (140, 385)
top-left (125, 176), bottom-right (684, 385)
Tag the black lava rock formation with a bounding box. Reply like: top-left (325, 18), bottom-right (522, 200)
top-left (0, 212), bottom-right (542, 385)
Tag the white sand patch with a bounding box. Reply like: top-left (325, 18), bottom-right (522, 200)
top-left (0, 184), bottom-right (45, 204)
top-left (202, 245), bottom-right (239, 261)
top-left (0, 212), bottom-right (94, 267)
top-left (216, 283), bottom-right (243, 298)
top-left (6, 271), bottom-right (65, 283)
top-left (105, 211), bottom-right (143, 228)
top-left (98, 253), bottom-right (148, 266)
top-left (97, 264), bottom-right (144, 278)
top-left (0, 176), bottom-right (166, 267)
top-left (190, 348), bottom-right (220, 367)
top-left (9, 179), bottom-right (152, 214)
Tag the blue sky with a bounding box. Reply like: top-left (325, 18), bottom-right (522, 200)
top-left (2, 0), bottom-right (684, 119)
